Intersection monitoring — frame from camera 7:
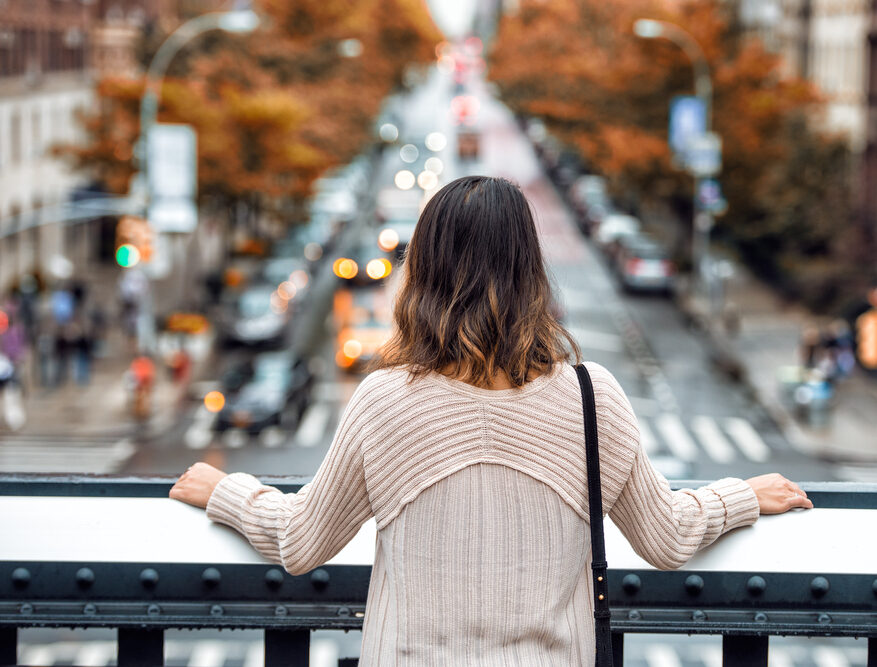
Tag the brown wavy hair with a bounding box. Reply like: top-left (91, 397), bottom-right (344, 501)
top-left (374, 175), bottom-right (579, 388)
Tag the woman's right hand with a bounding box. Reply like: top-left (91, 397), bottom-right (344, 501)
top-left (745, 473), bottom-right (814, 514)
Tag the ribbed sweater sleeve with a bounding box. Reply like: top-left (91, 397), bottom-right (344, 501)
top-left (206, 383), bottom-right (373, 576)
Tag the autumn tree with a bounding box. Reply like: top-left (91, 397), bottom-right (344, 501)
top-left (489, 0), bottom-right (859, 312)
top-left (61, 0), bottom-right (441, 226)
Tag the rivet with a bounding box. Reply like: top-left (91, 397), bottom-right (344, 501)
top-left (818, 613), bottom-right (832, 625)
top-left (598, 594), bottom-right (605, 601)
top-left (210, 604), bottom-right (224, 617)
top-left (627, 610), bottom-right (642, 621)
top-left (139, 568), bottom-right (159, 590)
top-left (311, 568), bottom-right (330, 590)
top-left (147, 604), bottom-right (161, 617)
top-left (265, 568), bottom-right (284, 590)
top-left (76, 568), bottom-right (95, 589)
top-left (754, 612), bottom-right (768, 623)
top-left (202, 567), bottom-right (221, 588)
top-left (684, 574), bottom-right (704, 596)
top-left (11, 568), bottom-right (30, 589)
top-left (19, 603), bottom-right (33, 615)
top-left (747, 575), bottom-right (766, 596)
top-left (83, 603), bottom-right (97, 616)
top-left (275, 605), bottom-right (288, 617)
top-left (692, 610), bottom-right (707, 622)
top-left (622, 574), bottom-right (641, 595)
top-left (337, 606), bottom-right (352, 618)
top-left (810, 576), bottom-right (830, 598)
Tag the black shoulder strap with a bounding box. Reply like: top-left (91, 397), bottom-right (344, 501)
top-left (574, 364), bottom-right (613, 666)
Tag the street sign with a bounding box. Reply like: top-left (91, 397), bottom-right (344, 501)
top-left (687, 132), bottom-right (722, 177)
top-left (669, 96), bottom-right (706, 161)
top-left (147, 123), bottom-right (198, 233)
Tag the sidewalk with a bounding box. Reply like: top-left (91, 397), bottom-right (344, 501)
top-left (2, 264), bottom-right (212, 442)
top-left (679, 269), bottom-right (877, 464)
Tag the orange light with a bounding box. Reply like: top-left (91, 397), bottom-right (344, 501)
top-left (290, 270), bottom-right (309, 289)
top-left (335, 349), bottom-right (356, 368)
top-left (343, 339), bottom-right (363, 359)
top-left (333, 258), bottom-right (358, 280)
top-left (277, 281), bottom-right (296, 300)
top-left (204, 391), bottom-right (226, 413)
top-left (857, 309), bottom-right (877, 369)
top-left (377, 228), bottom-right (400, 252)
top-left (270, 291), bottom-right (288, 313)
top-left (0, 310), bottom-right (7, 335)
top-left (366, 258), bottom-right (393, 280)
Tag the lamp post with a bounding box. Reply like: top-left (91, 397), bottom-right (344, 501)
top-left (133, 9), bottom-right (259, 353)
top-left (633, 18), bottom-right (717, 306)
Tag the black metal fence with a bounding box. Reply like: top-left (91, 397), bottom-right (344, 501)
top-left (1, 475), bottom-right (875, 666)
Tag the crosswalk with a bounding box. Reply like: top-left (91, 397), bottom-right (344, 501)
top-left (14, 637), bottom-right (869, 666)
top-left (0, 434), bottom-right (135, 473)
top-left (637, 412), bottom-right (774, 465)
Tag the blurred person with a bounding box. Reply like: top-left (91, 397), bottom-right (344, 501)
top-left (71, 314), bottom-right (94, 386)
top-left (0, 351), bottom-right (25, 430)
top-left (168, 344), bottom-right (192, 412)
top-left (171, 176), bottom-right (811, 665)
top-left (800, 325), bottom-right (822, 370)
top-left (129, 354), bottom-right (156, 421)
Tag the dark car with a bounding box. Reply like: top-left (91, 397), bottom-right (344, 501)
top-left (214, 352), bottom-right (313, 435)
top-left (219, 283), bottom-right (290, 347)
top-left (613, 234), bottom-right (676, 294)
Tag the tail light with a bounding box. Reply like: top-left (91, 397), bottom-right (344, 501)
top-left (625, 259), bottom-right (643, 275)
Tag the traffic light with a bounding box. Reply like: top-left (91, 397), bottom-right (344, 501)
top-left (856, 308), bottom-right (877, 369)
top-left (115, 216), bottom-right (153, 267)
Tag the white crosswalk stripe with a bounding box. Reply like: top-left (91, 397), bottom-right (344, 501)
top-left (654, 413), bottom-right (699, 462)
top-left (725, 417), bottom-right (771, 462)
top-left (0, 436), bottom-right (135, 473)
top-left (645, 643), bottom-right (683, 667)
top-left (74, 641), bottom-right (116, 666)
top-left (187, 640), bottom-right (226, 667)
top-left (833, 463), bottom-right (877, 483)
top-left (634, 413), bottom-right (776, 465)
top-left (297, 403), bottom-right (333, 448)
top-left (691, 416), bottom-right (736, 463)
top-left (814, 646), bottom-right (851, 667)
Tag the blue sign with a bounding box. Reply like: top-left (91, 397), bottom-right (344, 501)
top-left (669, 96), bottom-right (706, 158)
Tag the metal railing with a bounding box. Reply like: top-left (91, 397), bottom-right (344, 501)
top-left (1, 475), bottom-right (875, 666)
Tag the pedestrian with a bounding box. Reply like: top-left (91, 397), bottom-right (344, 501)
top-left (72, 315), bottom-right (93, 386)
top-left (170, 176), bottom-right (811, 665)
top-left (130, 354), bottom-right (155, 421)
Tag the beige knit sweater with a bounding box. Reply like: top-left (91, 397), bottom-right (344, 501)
top-left (207, 362), bottom-right (760, 666)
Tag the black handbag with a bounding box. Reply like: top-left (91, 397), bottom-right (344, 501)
top-left (574, 364), bottom-right (614, 667)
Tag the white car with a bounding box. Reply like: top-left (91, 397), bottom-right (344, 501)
top-left (595, 214), bottom-right (640, 247)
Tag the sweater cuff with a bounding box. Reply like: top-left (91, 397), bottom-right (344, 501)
top-left (206, 472), bottom-right (265, 534)
top-left (707, 477), bottom-right (760, 533)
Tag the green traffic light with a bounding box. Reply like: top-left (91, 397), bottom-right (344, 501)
top-left (116, 243), bottom-right (141, 268)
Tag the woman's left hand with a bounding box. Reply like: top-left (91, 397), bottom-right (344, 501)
top-left (170, 462), bottom-right (228, 509)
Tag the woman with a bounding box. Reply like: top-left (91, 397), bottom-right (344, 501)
top-left (171, 176), bottom-right (812, 665)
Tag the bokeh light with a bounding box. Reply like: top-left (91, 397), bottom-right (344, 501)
top-left (378, 228), bottom-right (400, 252)
top-left (343, 339), bottom-right (363, 359)
top-left (417, 170), bottom-right (439, 190)
top-left (304, 242), bottom-right (323, 261)
top-left (379, 123), bottom-right (399, 142)
top-left (333, 258), bottom-right (359, 279)
top-left (290, 270), bottom-right (309, 289)
top-left (270, 291), bottom-right (288, 313)
top-left (277, 281), bottom-right (296, 300)
top-left (395, 170), bottom-right (416, 190)
top-left (204, 391), bottom-right (225, 413)
top-left (366, 258), bottom-right (393, 280)
top-left (115, 243), bottom-right (140, 268)
top-left (425, 132), bottom-right (447, 151)
top-left (425, 157), bottom-right (444, 174)
top-left (399, 144), bottom-right (419, 163)
top-left (0, 310), bottom-right (8, 335)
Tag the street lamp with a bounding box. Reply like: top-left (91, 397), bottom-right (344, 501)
top-left (633, 18), bottom-right (717, 303)
top-left (132, 9), bottom-right (260, 353)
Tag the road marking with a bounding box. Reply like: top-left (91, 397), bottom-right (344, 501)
top-left (813, 646), bottom-right (850, 667)
top-left (568, 327), bottom-right (624, 352)
top-left (296, 403), bottom-right (332, 448)
top-left (260, 426), bottom-right (287, 448)
top-left (0, 437), bottom-right (135, 473)
top-left (187, 640), bottom-right (226, 667)
top-left (637, 418), bottom-right (658, 456)
top-left (700, 645), bottom-right (722, 667)
top-left (244, 642), bottom-right (265, 667)
top-left (769, 648), bottom-right (795, 667)
top-left (223, 428), bottom-right (249, 449)
top-left (691, 416), bottom-right (736, 463)
top-left (311, 638), bottom-right (339, 667)
top-left (655, 413), bottom-right (698, 462)
top-left (645, 644), bottom-right (682, 667)
top-left (185, 406), bottom-right (217, 449)
top-left (19, 646), bottom-right (55, 665)
top-left (725, 417), bottom-right (770, 462)
top-left (833, 464), bottom-right (877, 483)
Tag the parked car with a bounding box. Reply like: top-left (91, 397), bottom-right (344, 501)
top-left (214, 352), bottom-right (314, 435)
top-left (219, 283), bottom-right (290, 347)
top-left (594, 213), bottom-right (640, 248)
top-left (612, 234), bottom-right (676, 294)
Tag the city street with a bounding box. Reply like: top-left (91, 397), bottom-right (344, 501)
top-left (16, 62), bottom-right (853, 667)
